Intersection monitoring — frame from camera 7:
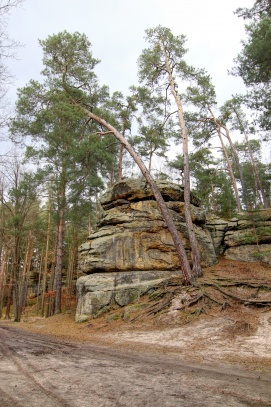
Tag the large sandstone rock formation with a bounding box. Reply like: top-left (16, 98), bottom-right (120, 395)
top-left (76, 179), bottom-right (271, 321)
top-left (78, 178), bottom-right (216, 274)
top-left (76, 178), bottom-right (217, 321)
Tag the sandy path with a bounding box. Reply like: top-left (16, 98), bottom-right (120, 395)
top-left (0, 324), bottom-right (271, 407)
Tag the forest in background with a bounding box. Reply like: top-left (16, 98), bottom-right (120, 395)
top-left (0, 0), bottom-right (270, 321)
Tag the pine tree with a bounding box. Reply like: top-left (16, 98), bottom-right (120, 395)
top-left (137, 26), bottom-right (203, 277)
top-left (10, 32), bottom-right (117, 314)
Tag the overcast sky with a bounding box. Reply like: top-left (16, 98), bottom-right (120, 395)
top-left (7, 0), bottom-right (254, 107)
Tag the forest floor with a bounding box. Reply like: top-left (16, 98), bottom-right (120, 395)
top-left (1, 258), bottom-right (271, 406)
top-left (2, 257), bottom-right (271, 372)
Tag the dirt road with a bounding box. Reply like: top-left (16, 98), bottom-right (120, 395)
top-left (0, 325), bottom-right (270, 407)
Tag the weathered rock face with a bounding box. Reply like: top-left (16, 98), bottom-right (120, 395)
top-left (76, 178), bottom-right (217, 321)
top-left (76, 179), bottom-right (271, 321)
top-left (78, 178), bottom-right (217, 274)
top-left (204, 216), bottom-right (229, 255)
top-left (224, 244), bottom-right (271, 263)
top-left (76, 270), bottom-right (178, 322)
top-left (223, 209), bottom-right (271, 263)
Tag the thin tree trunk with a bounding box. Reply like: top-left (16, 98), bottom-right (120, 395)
top-left (163, 49), bottom-right (202, 277)
top-left (13, 235), bottom-right (21, 322)
top-left (244, 133), bottom-right (267, 208)
top-left (75, 103), bottom-right (193, 284)
top-left (5, 278), bottom-right (13, 320)
top-left (46, 226), bottom-right (57, 318)
top-left (118, 143), bottom-right (124, 182)
top-left (19, 231), bottom-right (33, 317)
top-left (13, 270), bottom-right (20, 322)
top-left (54, 157), bottom-right (67, 315)
top-left (36, 247), bottom-right (43, 316)
top-left (41, 203), bottom-right (51, 316)
top-left (54, 205), bottom-right (65, 314)
top-left (0, 247), bottom-right (7, 319)
top-left (208, 108), bottom-right (242, 213)
top-left (232, 107), bottom-right (268, 208)
top-left (65, 238), bottom-right (76, 310)
top-left (221, 124), bottom-right (247, 210)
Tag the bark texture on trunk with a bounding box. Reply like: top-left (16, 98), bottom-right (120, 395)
top-left (164, 50), bottom-right (202, 277)
top-left (54, 207), bottom-right (65, 314)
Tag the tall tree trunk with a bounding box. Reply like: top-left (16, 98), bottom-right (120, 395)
top-left (244, 131), bottom-right (268, 208)
top-left (19, 231), bottom-right (33, 317)
top-left (65, 235), bottom-right (76, 310)
top-left (233, 108), bottom-right (268, 208)
top-left (13, 234), bottom-right (21, 322)
top-left (13, 269), bottom-right (20, 322)
top-left (54, 205), bottom-right (65, 314)
top-left (5, 278), bottom-right (13, 320)
top-left (46, 235), bottom-right (57, 318)
top-left (75, 103), bottom-right (194, 284)
top-left (36, 247), bottom-right (43, 316)
top-left (0, 247), bottom-right (7, 319)
top-left (54, 157), bottom-right (67, 315)
top-left (208, 108), bottom-right (242, 213)
top-left (41, 193), bottom-right (52, 316)
top-left (221, 124), bottom-right (248, 210)
top-left (118, 139), bottom-right (124, 182)
top-left (163, 49), bottom-right (202, 277)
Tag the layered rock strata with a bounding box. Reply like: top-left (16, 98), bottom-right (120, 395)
top-left (78, 178), bottom-right (216, 274)
top-left (76, 179), bottom-right (271, 321)
top-left (204, 216), bottom-right (228, 255)
top-left (76, 178), bottom-right (217, 321)
top-left (223, 209), bottom-right (271, 263)
top-left (76, 270), bottom-right (176, 322)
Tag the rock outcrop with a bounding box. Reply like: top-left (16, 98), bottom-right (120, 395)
top-left (76, 178), bottom-right (217, 321)
top-left (204, 216), bottom-right (228, 255)
top-left (223, 209), bottom-right (271, 263)
top-left (78, 178), bottom-right (216, 274)
top-left (76, 179), bottom-right (271, 321)
top-left (76, 270), bottom-right (176, 322)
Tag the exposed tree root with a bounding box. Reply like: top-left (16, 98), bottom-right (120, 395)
top-left (130, 272), bottom-right (271, 323)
